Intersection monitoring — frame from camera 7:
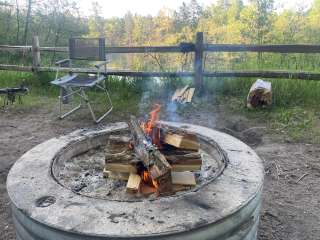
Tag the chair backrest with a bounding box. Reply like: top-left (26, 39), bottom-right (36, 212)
top-left (69, 38), bottom-right (106, 61)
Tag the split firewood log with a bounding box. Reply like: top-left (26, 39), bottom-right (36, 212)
top-left (128, 116), bottom-right (173, 196)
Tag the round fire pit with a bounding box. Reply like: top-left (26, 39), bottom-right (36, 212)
top-left (7, 122), bottom-right (264, 240)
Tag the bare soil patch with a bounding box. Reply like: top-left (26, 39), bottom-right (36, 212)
top-left (0, 104), bottom-right (319, 240)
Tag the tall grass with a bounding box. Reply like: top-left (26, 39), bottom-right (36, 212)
top-left (203, 77), bottom-right (320, 143)
top-left (0, 71), bottom-right (184, 114)
top-left (1, 70), bottom-right (319, 142)
top-left (2, 70), bottom-right (320, 109)
top-left (204, 77), bottom-right (320, 108)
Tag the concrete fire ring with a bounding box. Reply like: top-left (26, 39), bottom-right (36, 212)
top-left (7, 122), bottom-right (264, 240)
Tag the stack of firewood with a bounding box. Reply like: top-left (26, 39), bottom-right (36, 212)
top-left (171, 85), bottom-right (195, 103)
top-left (104, 116), bottom-right (202, 196)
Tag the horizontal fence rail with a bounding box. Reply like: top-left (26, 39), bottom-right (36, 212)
top-left (2, 64), bottom-right (320, 80)
top-left (1, 33), bottom-right (320, 88)
top-left (204, 44), bottom-right (320, 53)
top-left (3, 44), bottom-right (320, 54)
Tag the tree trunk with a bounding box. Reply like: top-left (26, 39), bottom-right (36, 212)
top-left (23, 0), bottom-right (32, 45)
top-left (15, 0), bottom-right (20, 44)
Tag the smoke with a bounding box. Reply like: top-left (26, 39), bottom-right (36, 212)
top-left (138, 77), bottom-right (192, 123)
top-left (138, 77), bottom-right (162, 118)
top-left (165, 101), bottom-right (181, 122)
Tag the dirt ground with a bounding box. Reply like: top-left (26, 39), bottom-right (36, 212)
top-left (0, 103), bottom-right (319, 240)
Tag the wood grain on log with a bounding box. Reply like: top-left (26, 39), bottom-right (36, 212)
top-left (171, 172), bottom-right (196, 186)
top-left (164, 132), bottom-right (200, 150)
top-left (126, 173), bottom-right (141, 193)
top-left (128, 116), bottom-right (173, 195)
top-left (105, 163), bottom-right (137, 173)
top-left (164, 152), bottom-right (202, 165)
top-left (171, 164), bottom-right (201, 172)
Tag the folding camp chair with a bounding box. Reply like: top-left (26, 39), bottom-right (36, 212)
top-left (51, 38), bottom-right (113, 123)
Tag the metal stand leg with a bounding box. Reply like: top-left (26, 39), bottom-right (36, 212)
top-left (95, 82), bottom-right (113, 123)
top-left (80, 84), bottom-right (113, 123)
top-left (55, 78), bottom-right (113, 123)
top-left (58, 87), bottom-right (82, 119)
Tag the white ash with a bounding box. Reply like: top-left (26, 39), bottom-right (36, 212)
top-left (56, 147), bottom-right (218, 201)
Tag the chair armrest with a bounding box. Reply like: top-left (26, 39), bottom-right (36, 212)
top-left (55, 59), bottom-right (70, 66)
top-left (95, 60), bottom-right (109, 69)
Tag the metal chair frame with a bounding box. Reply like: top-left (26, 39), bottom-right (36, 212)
top-left (51, 38), bottom-right (113, 123)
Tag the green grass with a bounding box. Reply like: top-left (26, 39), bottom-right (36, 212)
top-left (0, 71), bottom-right (181, 114)
top-left (205, 77), bottom-right (320, 143)
top-left (227, 97), bottom-right (320, 143)
top-left (1, 70), bottom-right (320, 143)
top-left (204, 77), bottom-right (320, 107)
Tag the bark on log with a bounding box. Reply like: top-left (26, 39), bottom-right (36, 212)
top-left (128, 116), bottom-right (151, 166)
top-left (128, 116), bottom-right (173, 195)
top-left (105, 135), bottom-right (134, 164)
top-left (105, 150), bottom-right (134, 164)
top-left (165, 155), bottom-right (202, 165)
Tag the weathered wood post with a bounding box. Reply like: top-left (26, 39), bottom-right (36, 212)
top-left (194, 32), bottom-right (204, 90)
top-left (32, 36), bottom-right (40, 71)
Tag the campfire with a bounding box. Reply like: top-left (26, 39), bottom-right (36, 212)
top-left (104, 105), bottom-right (202, 196)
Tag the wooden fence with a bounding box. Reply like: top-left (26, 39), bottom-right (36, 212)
top-left (1, 32), bottom-right (320, 89)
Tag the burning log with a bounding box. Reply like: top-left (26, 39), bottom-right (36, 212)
top-left (126, 173), bottom-right (141, 194)
top-left (128, 115), bottom-right (173, 196)
top-left (171, 164), bottom-right (201, 172)
top-left (140, 183), bottom-right (156, 196)
top-left (164, 152), bottom-right (202, 165)
top-left (103, 170), bottom-right (129, 180)
top-left (163, 132), bottom-right (200, 151)
top-left (105, 150), bottom-right (134, 164)
top-left (107, 135), bottom-right (131, 149)
top-left (171, 172), bottom-right (196, 186)
top-left (104, 163), bottom-right (137, 173)
top-left (172, 184), bottom-right (191, 193)
top-left (103, 107), bottom-right (202, 197)
top-left (105, 135), bottom-right (135, 164)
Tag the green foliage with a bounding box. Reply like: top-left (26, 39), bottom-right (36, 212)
top-left (204, 76), bottom-right (320, 108)
top-left (2, 0), bottom-right (320, 74)
top-left (204, 77), bottom-right (320, 143)
top-left (1, 0), bottom-right (320, 141)
top-left (259, 106), bottom-right (319, 143)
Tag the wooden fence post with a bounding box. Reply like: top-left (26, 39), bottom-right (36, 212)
top-left (32, 36), bottom-right (40, 71)
top-left (194, 32), bottom-right (204, 89)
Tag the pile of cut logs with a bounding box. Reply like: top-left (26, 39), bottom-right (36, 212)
top-left (171, 85), bottom-right (195, 103)
top-left (104, 116), bottom-right (202, 196)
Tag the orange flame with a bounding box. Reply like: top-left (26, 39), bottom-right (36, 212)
top-left (138, 104), bottom-right (163, 191)
top-left (142, 170), bottom-right (149, 182)
top-left (143, 104), bottom-right (161, 135)
top-left (142, 104), bottom-right (162, 147)
top-left (142, 170), bottom-right (158, 189)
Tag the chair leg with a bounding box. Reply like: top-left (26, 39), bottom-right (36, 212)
top-left (58, 87), bottom-right (82, 119)
top-left (1, 95), bottom-right (5, 108)
top-left (80, 89), bottom-right (97, 122)
top-left (80, 84), bottom-right (113, 124)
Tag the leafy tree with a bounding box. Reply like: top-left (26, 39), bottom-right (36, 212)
top-left (174, 0), bottom-right (202, 30)
top-left (89, 1), bottom-right (105, 37)
top-left (240, 0), bottom-right (274, 44)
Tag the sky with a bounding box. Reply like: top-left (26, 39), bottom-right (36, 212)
top-left (78, 0), bottom-right (314, 18)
